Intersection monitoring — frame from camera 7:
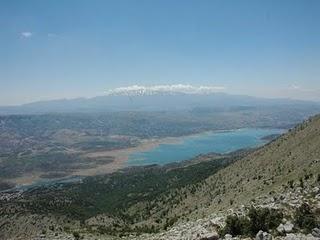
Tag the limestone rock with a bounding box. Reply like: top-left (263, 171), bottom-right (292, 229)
top-left (199, 232), bottom-right (219, 240)
top-left (277, 221), bottom-right (294, 233)
top-left (255, 230), bottom-right (272, 240)
top-left (284, 233), bottom-right (299, 240)
top-left (312, 228), bottom-right (320, 238)
top-left (224, 233), bottom-right (233, 240)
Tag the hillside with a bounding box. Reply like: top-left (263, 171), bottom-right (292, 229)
top-left (196, 114), bottom-right (320, 212)
top-left (150, 115), bottom-right (320, 216)
top-left (133, 114), bottom-right (320, 239)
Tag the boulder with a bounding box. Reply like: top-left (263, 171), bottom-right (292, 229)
top-left (255, 230), bottom-right (272, 240)
top-left (277, 221), bottom-right (294, 233)
top-left (199, 232), bottom-right (219, 240)
top-left (263, 232), bottom-right (273, 240)
top-left (224, 234), bottom-right (233, 240)
top-left (284, 233), bottom-right (299, 240)
top-left (199, 234), bottom-right (219, 240)
top-left (284, 233), bottom-right (320, 240)
top-left (312, 228), bottom-right (320, 238)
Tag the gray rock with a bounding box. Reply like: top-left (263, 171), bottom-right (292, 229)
top-left (284, 233), bottom-right (299, 240)
top-left (284, 233), bottom-right (320, 240)
top-left (224, 234), bottom-right (233, 240)
top-left (263, 232), bottom-right (273, 240)
top-left (284, 221), bottom-right (294, 233)
top-left (277, 221), bottom-right (294, 233)
top-left (199, 232), bottom-right (219, 240)
top-left (312, 228), bottom-right (320, 238)
top-left (255, 230), bottom-right (272, 240)
top-left (256, 230), bottom-right (264, 240)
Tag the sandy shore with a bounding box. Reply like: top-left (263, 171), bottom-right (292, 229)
top-left (74, 136), bottom-right (183, 176)
top-left (4, 136), bottom-right (185, 187)
top-left (71, 128), bottom-right (246, 177)
top-left (9, 173), bottom-right (43, 185)
top-left (6, 130), bottom-right (218, 186)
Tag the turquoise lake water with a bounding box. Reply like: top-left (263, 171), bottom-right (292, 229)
top-left (127, 128), bottom-right (285, 166)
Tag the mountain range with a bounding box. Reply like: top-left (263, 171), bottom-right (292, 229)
top-left (1, 86), bottom-right (320, 114)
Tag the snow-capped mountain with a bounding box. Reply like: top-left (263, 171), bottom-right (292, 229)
top-left (105, 84), bottom-right (226, 96)
top-left (0, 85), bottom-right (319, 114)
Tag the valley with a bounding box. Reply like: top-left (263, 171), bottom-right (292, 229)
top-left (0, 114), bottom-right (320, 240)
top-left (0, 106), bottom-right (301, 189)
top-left (2, 1), bottom-right (320, 239)
top-left (0, 97), bottom-right (320, 239)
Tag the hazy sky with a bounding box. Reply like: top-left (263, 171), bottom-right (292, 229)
top-left (1, 0), bottom-right (320, 105)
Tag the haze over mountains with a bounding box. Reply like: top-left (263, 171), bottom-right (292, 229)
top-left (1, 85), bottom-right (320, 114)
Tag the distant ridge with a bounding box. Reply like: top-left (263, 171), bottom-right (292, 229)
top-left (0, 89), bottom-right (320, 114)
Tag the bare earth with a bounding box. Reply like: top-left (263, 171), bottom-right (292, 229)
top-left (8, 136), bottom-right (184, 186)
top-left (76, 137), bottom-right (183, 176)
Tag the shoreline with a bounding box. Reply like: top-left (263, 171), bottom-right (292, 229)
top-left (76, 136), bottom-right (184, 175)
top-left (2, 127), bottom-right (285, 189)
top-left (4, 135), bottom-right (185, 188)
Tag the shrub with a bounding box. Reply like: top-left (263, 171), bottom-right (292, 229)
top-left (247, 207), bottom-right (283, 234)
top-left (294, 203), bottom-right (318, 232)
top-left (73, 231), bottom-right (80, 240)
top-left (219, 215), bottom-right (250, 236)
top-left (288, 180), bottom-right (294, 188)
top-left (220, 207), bottom-right (283, 237)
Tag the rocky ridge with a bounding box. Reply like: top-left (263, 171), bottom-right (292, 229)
top-left (129, 179), bottom-right (320, 240)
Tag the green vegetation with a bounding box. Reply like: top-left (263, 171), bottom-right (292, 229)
top-left (294, 203), bottom-right (319, 232)
top-left (72, 231), bottom-right (80, 240)
top-left (220, 215), bottom-right (250, 236)
top-left (220, 200), bottom-right (320, 238)
top-left (220, 207), bottom-right (283, 237)
top-left (10, 153), bottom-right (239, 234)
top-left (0, 152), bottom-right (114, 179)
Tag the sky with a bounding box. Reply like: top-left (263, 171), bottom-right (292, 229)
top-left (0, 0), bottom-right (320, 105)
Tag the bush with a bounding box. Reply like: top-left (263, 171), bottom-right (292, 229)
top-left (294, 203), bottom-right (318, 232)
top-left (73, 231), bottom-right (80, 240)
top-left (220, 207), bottom-right (283, 237)
top-left (247, 207), bottom-right (283, 234)
top-left (219, 215), bottom-right (250, 236)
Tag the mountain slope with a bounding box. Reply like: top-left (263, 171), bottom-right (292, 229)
top-left (127, 115), bottom-right (320, 240)
top-left (178, 114), bottom-right (320, 217)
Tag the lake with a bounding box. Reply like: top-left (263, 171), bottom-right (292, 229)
top-left (127, 128), bottom-right (285, 166)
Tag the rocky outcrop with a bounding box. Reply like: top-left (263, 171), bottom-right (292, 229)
top-left (312, 228), bottom-right (320, 238)
top-left (255, 230), bottom-right (272, 240)
top-left (277, 221), bottom-right (294, 234)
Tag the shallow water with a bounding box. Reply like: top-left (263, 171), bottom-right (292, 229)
top-left (127, 128), bottom-right (285, 166)
top-left (2, 128), bottom-right (284, 193)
